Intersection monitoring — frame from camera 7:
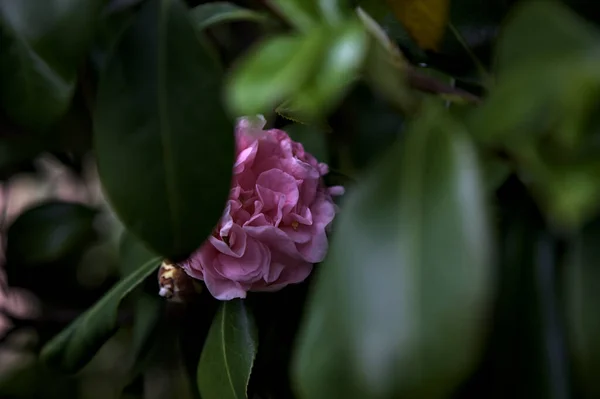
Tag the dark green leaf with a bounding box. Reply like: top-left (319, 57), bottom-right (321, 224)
top-left (197, 299), bottom-right (258, 399)
top-left (40, 256), bottom-right (161, 372)
top-left (191, 2), bottom-right (268, 31)
top-left (565, 217), bottom-right (600, 398)
top-left (94, 0), bottom-right (234, 259)
top-left (293, 101), bottom-right (492, 398)
top-left (0, 0), bottom-right (104, 130)
top-left (6, 201), bottom-right (98, 265)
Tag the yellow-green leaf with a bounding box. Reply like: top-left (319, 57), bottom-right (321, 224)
top-left (386, 0), bottom-right (449, 50)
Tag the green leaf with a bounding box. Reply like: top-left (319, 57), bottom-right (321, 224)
top-left (228, 20), bottom-right (368, 119)
top-left (94, 0), bottom-right (234, 260)
top-left (565, 217), bottom-right (600, 398)
top-left (6, 201), bottom-right (98, 265)
top-left (191, 2), bottom-right (268, 31)
top-left (40, 256), bottom-right (162, 372)
top-left (495, 0), bottom-right (599, 76)
top-left (0, 0), bottom-right (104, 130)
top-left (197, 299), bottom-right (258, 399)
top-left (284, 20), bottom-right (369, 119)
top-left (226, 31), bottom-right (326, 116)
top-left (293, 101), bottom-right (492, 398)
top-left (268, 0), bottom-right (349, 32)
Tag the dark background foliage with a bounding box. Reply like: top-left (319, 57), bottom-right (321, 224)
top-left (1, 0), bottom-right (600, 398)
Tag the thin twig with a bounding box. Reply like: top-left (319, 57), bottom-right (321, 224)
top-left (448, 23), bottom-right (493, 87)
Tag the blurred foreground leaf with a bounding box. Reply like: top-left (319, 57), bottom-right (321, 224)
top-left (94, 0), bottom-right (234, 259)
top-left (197, 299), bottom-right (258, 399)
top-left (469, 1), bottom-right (600, 228)
top-left (293, 101), bottom-right (492, 398)
top-left (227, 20), bottom-right (367, 119)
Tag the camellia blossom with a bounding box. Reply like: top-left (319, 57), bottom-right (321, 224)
top-left (180, 116), bottom-right (343, 300)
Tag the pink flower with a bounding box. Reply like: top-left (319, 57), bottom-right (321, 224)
top-left (180, 116), bottom-right (343, 300)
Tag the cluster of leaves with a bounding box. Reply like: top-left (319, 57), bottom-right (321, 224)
top-left (3, 0), bottom-right (600, 398)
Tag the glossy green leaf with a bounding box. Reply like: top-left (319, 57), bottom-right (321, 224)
top-left (495, 0), bottom-right (599, 76)
top-left (40, 256), bottom-right (162, 372)
top-left (285, 20), bottom-right (369, 119)
top-left (565, 218), bottom-right (600, 398)
top-left (94, 0), bottom-right (234, 259)
top-left (6, 201), bottom-right (98, 265)
top-left (191, 2), bottom-right (268, 31)
top-left (293, 101), bottom-right (492, 399)
top-left (226, 31), bottom-right (326, 116)
top-left (0, 0), bottom-right (104, 130)
top-left (197, 299), bottom-right (258, 399)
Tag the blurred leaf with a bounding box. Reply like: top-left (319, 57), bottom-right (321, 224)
top-left (495, 0), bottom-right (599, 76)
top-left (40, 256), bottom-right (161, 372)
top-left (459, 183), bottom-right (568, 399)
top-left (191, 2), bottom-right (268, 31)
top-left (566, 217), bottom-right (600, 398)
top-left (268, 0), bottom-right (349, 32)
top-left (0, 0), bottom-right (104, 130)
top-left (226, 32), bottom-right (325, 116)
top-left (293, 101), bottom-right (492, 398)
top-left (386, 0), bottom-right (450, 50)
top-left (228, 20), bottom-right (367, 119)
top-left (284, 20), bottom-right (369, 120)
top-left (481, 155), bottom-right (510, 193)
top-left (197, 299), bottom-right (258, 399)
top-left (94, 0), bottom-right (234, 260)
top-left (467, 1), bottom-right (600, 228)
top-left (470, 0), bottom-right (600, 146)
top-left (6, 201), bottom-right (98, 266)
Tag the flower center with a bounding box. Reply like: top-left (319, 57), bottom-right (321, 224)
top-left (291, 221), bottom-right (299, 231)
